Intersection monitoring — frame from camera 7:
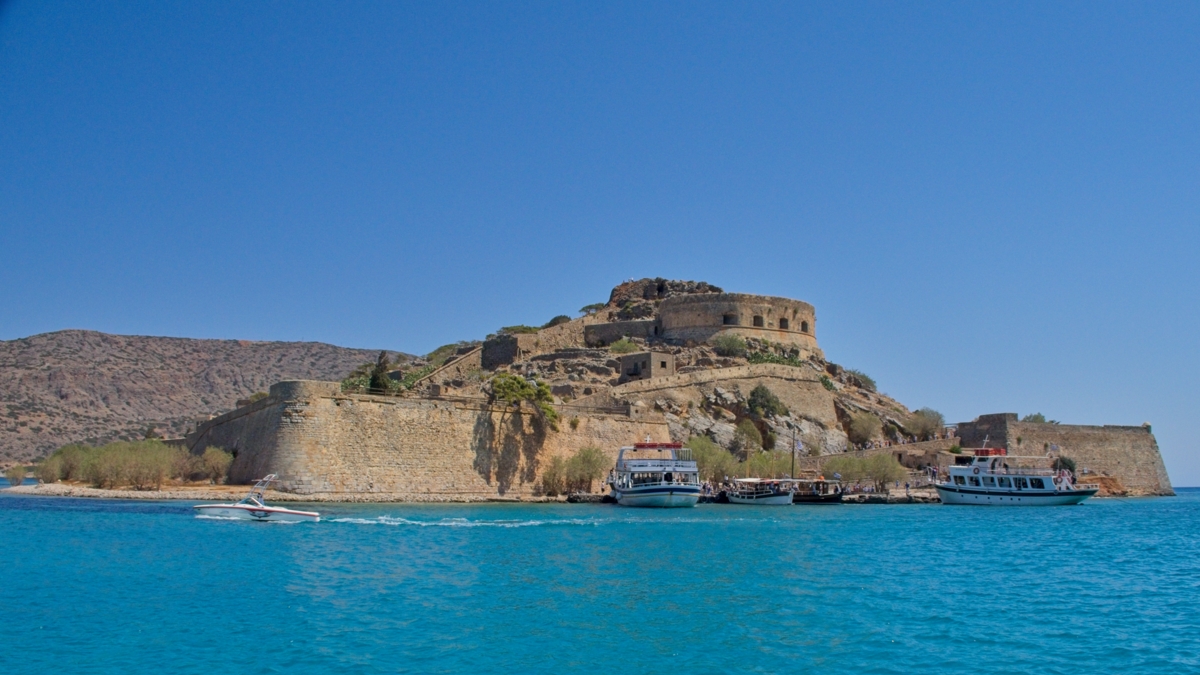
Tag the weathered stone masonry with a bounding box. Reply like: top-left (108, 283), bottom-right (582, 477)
top-left (188, 380), bottom-right (669, 499)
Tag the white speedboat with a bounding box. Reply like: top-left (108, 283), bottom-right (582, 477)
top-left (607, 441), bottom-right (701, 508)
top-left (193, 474), bottom-right (320, 522)
top-left (727, 478), bottom-right (794, 505)
top-left (935, 448), bottom-right (1098, 506)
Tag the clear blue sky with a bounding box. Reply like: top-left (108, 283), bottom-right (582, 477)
top-left (2, 2), bottom-right (1197, 485)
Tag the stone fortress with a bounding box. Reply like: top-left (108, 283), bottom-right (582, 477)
top-left (185, 278), bottom-right (1174, 500)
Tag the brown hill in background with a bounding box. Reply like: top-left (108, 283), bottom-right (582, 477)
top-left (0, 330), bottom-right (407, 464)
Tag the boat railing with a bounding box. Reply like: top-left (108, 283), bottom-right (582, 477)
top-left (616, 459), bottom-right (697, 472)
top-left (989, 467), bottom-right (1056, 477)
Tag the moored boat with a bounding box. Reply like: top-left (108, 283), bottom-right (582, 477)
top-left (791, 478), bottom-right (843, 504)
top-left (607, 441), bottom-right (701, 508)
top-left (727, 478), bottom-right (794, 505)
top-left (193, 474), bottom-right (320, 522)
top-left (935, 448), bottom-right (1098, 506)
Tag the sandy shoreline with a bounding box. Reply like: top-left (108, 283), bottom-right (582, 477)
top-left (2, 482), bottom-right (568, 503)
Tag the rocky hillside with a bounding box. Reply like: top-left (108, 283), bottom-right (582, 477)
top-left (0, 330), bottom-right (407, 464)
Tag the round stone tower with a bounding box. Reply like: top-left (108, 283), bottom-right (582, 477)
top-left (658, 293), bottom-right (820, 356)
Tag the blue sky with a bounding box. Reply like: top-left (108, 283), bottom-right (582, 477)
top-left (1, 2), bottom-right (1197, 485)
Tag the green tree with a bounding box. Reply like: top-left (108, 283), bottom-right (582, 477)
top-left (368, 351), bottom-right (393, 392)
top-left (1021, 412), bottom-right (1047, 423)
top-left (748, 385), bottom-right (788, 418)
top-left (822, 456), bottom-right (867, 483)
top-left (579, 303), bottom-right (607, 315)
top-left (733, 419), bottom-right (764, 455)
top-left (566, 446), bottom-right (608, 492)
top-left (542, 315), bottom-right (572, 329)
top-left (687, 435), bottom-right (737, 482)
top-left (712, 334), bottom-right (747, 358)
top-left (864, 453), bottom-right (908, 490)
top-left (489, 373), bottom-right (559, 428)
top-left (905, 408), bottom-right (945, 440)
top-left (847, 413), bottom-right (882, 445)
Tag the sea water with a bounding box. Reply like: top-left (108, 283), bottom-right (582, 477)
top-left (1, 488), bottom-right (1197, 674)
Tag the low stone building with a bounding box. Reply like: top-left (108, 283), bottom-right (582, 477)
top-left (618, 351), bottom-right (675, 383)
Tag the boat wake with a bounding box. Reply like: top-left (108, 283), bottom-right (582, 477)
top-left (328, 515), bottom-right (764, 528)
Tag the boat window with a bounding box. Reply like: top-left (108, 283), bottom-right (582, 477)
top-left (1015, 477), bottom-right (1029, 489)
top-left (983, 476), bottom-right (996, 486)
top-left (953, 475), bottom-right (965, 485)
top-left (968, 476), bottom-right (981, 487)
top-left (1029, 478), bottom-right (1045, 489)
top-left (998, 477), bottom-right (1012, 488)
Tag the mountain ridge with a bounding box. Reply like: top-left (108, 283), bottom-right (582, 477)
top-left (0, 330), bottom-right (409, 464)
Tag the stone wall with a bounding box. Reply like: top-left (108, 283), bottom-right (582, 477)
top-left (583, 320), bottom-right (658, 347)
top-left (957, 413), bottom-right (1173, 496)
top-left (658, 293), bottom-right (820, 355)
top-left (187, 380), bottom-right (669, 500)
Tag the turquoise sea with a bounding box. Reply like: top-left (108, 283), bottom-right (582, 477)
top-left (2, 484), bottom-right (1197, 674)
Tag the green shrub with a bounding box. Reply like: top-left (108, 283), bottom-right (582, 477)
top-left (608, 338), bottom-right (638, 354)
top-left (744, 449), bottom-right (794, 478)
top-left (201, 447), bottom-right (234, 484)
top-left (569, 417), bottom-right (580, 430)
top-left (687, 436), bottom-right (737, 482)
top-left (248, 391), bottom-right (269, 403)
top-left (499, 325), bottom-right (540, 335)
top-left (542, 315), bottom-right (572, 329)
top-left (846, 369), bottom-right (876, 392)
top-left (747, 351), bottom-right (804, 367)
top-left (540, 456), bottom-right (568, 496)
top-left (748, 385), bottom-right (788, 418)
top-left (35, 455), bottom-right (62, 483)
top-left (1021, 412), bottom-right (1047, 423)
top-left (565, 446), bottom-right (608, 492)
top-left (1051, 456), bottom-right (1077, 474)
top-left (425, 341), bottom-right (479, 367)
top-left (822, 456), bottom-right (867, 482)
top-left (579, 303), bottom-right (607, 315)
top-left (948, 445), bottom-right (962, 454)
top-left (905, 408), bottom-right (945, 440)
top-left (847, 413), bottom-right (882, 445)
top-left (5, 464), bottom-right (26, 486)
top-left (712, 334), bottom-right (747, 358)
top-left (820, 375), bottom-right (836, 391)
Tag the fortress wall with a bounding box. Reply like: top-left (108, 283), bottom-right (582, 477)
top-left (187, 381), bottom-right (669, 500)
top-left (658, 293), bottom-right (819, 352)
top-left (956, 413), bottom-right (1173, 496)
top-left (418, 347), bottom-right (482, 386)
top-left (583, 320), bottom-right (658, 347)
top-left (610, 364), bottom-right (839, 429)
top-left (1008, 422), bottom-right (1172, 496)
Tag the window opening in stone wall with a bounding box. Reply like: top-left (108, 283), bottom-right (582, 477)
top-left (723, 313), bottom-right (737, 325)
top-left (779, 318), bottom-right (789, 330)
top-left (660, 361), bottom-right (667, 369)
top-left (753, 315), bottom-right (764, 327)
top-left (801, 320), bottom-right (809, 333)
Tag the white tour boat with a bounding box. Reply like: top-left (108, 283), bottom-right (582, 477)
top-left (193, 474), bottom-right (320, 522)
top-left (935, 448), bottom-right (1098, 506)
top-left (727, 478), bottom-right (794, 505)
top-left (607, 441), bottom-right (701, 508)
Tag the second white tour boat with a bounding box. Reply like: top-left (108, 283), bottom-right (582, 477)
top-left (935, 448), bottom-right (1098, 506)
